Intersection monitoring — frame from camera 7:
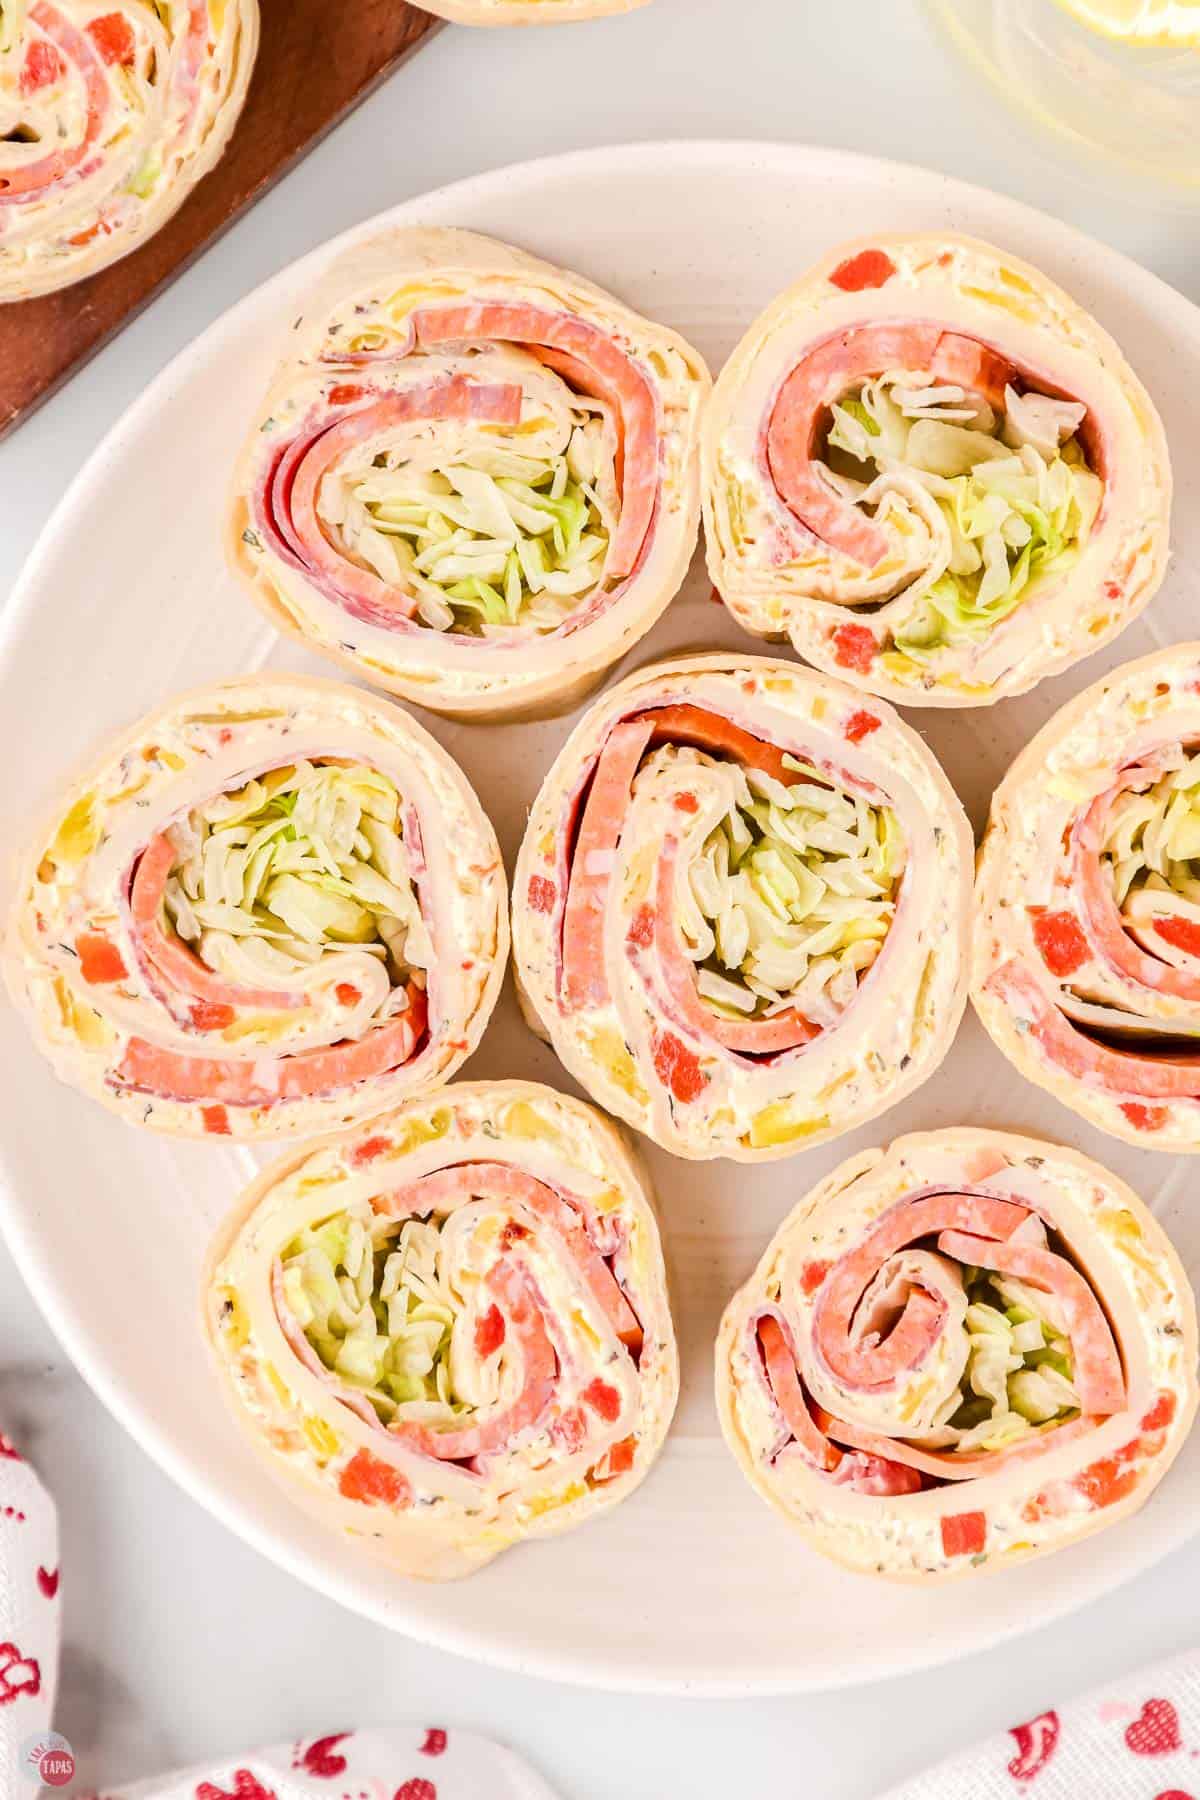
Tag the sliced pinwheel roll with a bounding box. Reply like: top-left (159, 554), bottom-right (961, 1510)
top-left (206, 1080), bottom-right (677, 1580)
top-left (512, 654), bottom-right (971, 1160)
top-left (0, 1), bottom-right (259, 302)
top-left (974, 643), bottom-right (1200, 1151)
top-left (414, 0), bottom-right (649, 19)
top-left (4, 674), bottom-right (506, 1141)
top-left (718, 1129), bottom-right (1197, 1580)
top-left (703, 232), bottom-right (1170, 707)
top-left (228, 227), bottom-right (709, 722)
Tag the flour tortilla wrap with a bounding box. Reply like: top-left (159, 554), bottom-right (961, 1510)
top-left (0, 0), bottom-right (258, 302)
top-left (718, 1128), bottom-right (1197, 1580)
top-left (415, 0), bottom-right (649, 19)
top-left (229, 227), bottom-right (709, 722)
top-left (4, 674), bottom-right (506, 1141)
top-left (703, 232), bottom-right (1170, 707)
top-left (512, 653), bottom-right (971, 1161)
top-left (973, 643), bottom-right (1200, 1151)
top-left (205, 1079), bottom-right (677, 1580)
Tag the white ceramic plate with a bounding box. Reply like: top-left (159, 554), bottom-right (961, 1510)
top-left (2, 142), bottom-right (1199, 1696)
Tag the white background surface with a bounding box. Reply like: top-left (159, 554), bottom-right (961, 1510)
top-left (3, 0), bottom-right (1200, 1793)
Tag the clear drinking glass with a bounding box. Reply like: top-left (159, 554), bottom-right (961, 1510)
top-left (925, 0), bottom-right (1200, 195)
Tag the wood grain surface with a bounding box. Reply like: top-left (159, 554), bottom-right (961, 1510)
top-left (0, 2), bottom-right (441, 439)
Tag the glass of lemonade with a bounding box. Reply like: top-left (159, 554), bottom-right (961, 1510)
top-left (925, 0), bottom-right (1200, 195)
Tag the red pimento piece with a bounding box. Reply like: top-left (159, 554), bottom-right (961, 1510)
top-left (800, 1259), bottom-right (832, 1297)
top-left (421, 1730), bottom-right (448, 1758)
top-left (1120, 1102), bottom-right (1169, 1133)
top-left (626, 904), bottom-right (655, 949)
top-left (350, 1134), bottom-right (392, 1166)
top-left (1141, 1391), bottom-right (1177, 1435)
top-left (581, 1378), bottom-right (621, 1423)
top-left (328, 384), bottom-right (367, 407)
top-left (75, 931), bottom-right (127, 984)
top-left (335, 983), bottom-right (362, 1007)
top-left (1154, 916), bottom-right (1200, 957)
top-left (551, 1406), bottom-right (588, 1454)
top-left (601, 1435), bottom-right (637, 1478)
top-left (337, 1449), bottom-right (412, 1508)
top-left (201, 1105), bottom-right (231, 1136)
top-left (87, 12), bottom-right (136, 63)
top-left (527, 875), bottom-right (557, 914)
top-left (652, 1031), bottom-right (706, 1104)
top-left (68, 222), bottom-right (104, 248)
top-left (473, 1304), bottom-right (505, 1359)
top-left (1074, 1453), bottom-right (1141, 1510)
top-left (395, 1781), bottom-right (437, 1800)
top-left (20, 39), bottom-right (61, 95)
top-left (190, 1001), bottom-right (235, 1031)
top-left (843, 710), bottom-right (881, 745)
top-left (1029, 909), bottom-right (1090, 977)
top-left (832, 623), bottom-right (877, 673)
top-left (673, 792), bottom-right (700, 814)
top-left (940, 1510), bottom-right (987, 1558)
top-left (829, 248), bottom-right (898, 292)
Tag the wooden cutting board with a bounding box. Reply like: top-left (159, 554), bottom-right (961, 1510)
top-left (0, 1), bottom-right (441, 439)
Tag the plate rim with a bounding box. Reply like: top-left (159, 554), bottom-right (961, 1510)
top-left (2, 136), bottom-right (1198, 1696)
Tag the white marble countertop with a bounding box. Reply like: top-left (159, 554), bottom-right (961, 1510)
top-left (3, 1), bottom-right (1200, 1794)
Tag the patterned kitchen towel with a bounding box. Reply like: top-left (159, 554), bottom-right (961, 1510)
top-left (876, 1649), bottom-right (1200, 1798)
top-left (0, 1428), bottom-right (60, 1794)
top-left (75, 1729), bottom-right (563, 1799)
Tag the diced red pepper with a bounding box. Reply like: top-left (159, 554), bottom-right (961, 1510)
top-left (940, 1510), bottom-right (987, 1557)
top-left (582, 1378), bottom-right (621, 1423)
top-left (1073, 1454), bottom-right (1140, 1511)
top-left (800, 1259), bottom-right (832, 1297)
top-left (1140, 1390), bottom-right (1176, 1435)
top-left (1029, 908), bottom-right (1090, 977)
top-left (337, 1448), bottom-right (412, 1508)
top-left (832, 623), bottom-right (877, 673)
top-left (20, 39), bottom-right (62, 95)
top-left (830, 248), bottom-right (897, 293)
top-left (602, 1435), bottom-right (636, 1477)
top-left (1153, 915), bottom-right (1200, 957)
top-left (673, 792), bottom-right (699, 814)
top-left (328, 384), bottom-right (367, 407)
top-left (190, 1001), bottom-right (235, 1031)
top-left (473, 1304), bottom-right (505, 1360)
top-left (652, 1031), bottom-right (706, 1104)
top-left (350, 1134), bottom-right (392, 1166)
top-left (1119, 1102), bottom-right (1169, 1133)
top-left (626, 904), bottom-right (655, 949)
top-left (87, 12), bottom-right (136, 64)
top-left (843, 710), bottom-right (881, 744)
top-left (528, 875), bottom-right (557, 914)
top-left (201, 1105), bottom-right (231, 1136)
top-left (75, 932), bottom-right (127, 985)
top-left (335, 983), bottom-right (361, 1007)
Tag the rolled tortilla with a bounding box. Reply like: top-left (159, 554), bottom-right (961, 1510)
top-left (4, 674), bottom-right (506, 1141)
top-left (703, 232), bottom-right (1170, 707)
top-left (0, 1), bottom-right (259, 302)
top-left (513, 653), bottom-right (971, 1160)
top-left (228, 227), bottom-right (709, 722)
top-left (974, 643), bottom-right (1200, 1151)
top-left (414, 0), bottom-right (649, 19)
top-left (205, 1079), bottom-right (677, 1580)
top-left (718, 1128), bottom-right (1197, 1580)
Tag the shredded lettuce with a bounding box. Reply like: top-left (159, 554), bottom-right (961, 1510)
top-left (822, 373), bottom-right (1101, 657)
top-left (280, 1205), bottom-right (464, 1420)
top-left (1100, 752), bottom-right (1200, 933)
top-left (675, 751), bottom-right (904, 1030)
top-left (941, 1261), bottom-right (1080, 1451)
top-left (318, 376), bottom-right (618, 636)
top-left (162, 760), bottom-right (430, 1000)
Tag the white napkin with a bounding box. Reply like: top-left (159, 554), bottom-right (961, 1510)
top-left (877, 1649), bottom-right (1200, 1798)
top-left (0, 1430), bottom-right (60, 1793)
top-left (1, 1426), bottom-right (562, 1799)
